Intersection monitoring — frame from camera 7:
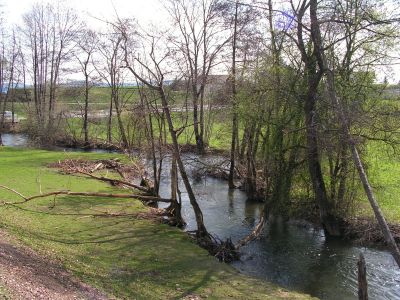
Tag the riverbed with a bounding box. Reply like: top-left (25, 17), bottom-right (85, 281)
top-left (2, 133), bottom-right (400, 300)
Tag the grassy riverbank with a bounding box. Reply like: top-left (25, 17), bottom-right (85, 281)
top-left (0, 147), bottom-right (314, 300)
top-left (362, 141), bottom-right (400, 223)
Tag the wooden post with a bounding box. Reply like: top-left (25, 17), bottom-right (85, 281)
top-left (358, 253), bottom-right (368, 300)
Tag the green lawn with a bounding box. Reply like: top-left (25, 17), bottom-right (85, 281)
top-left (360, 141), bottom-right (400, 223)
top-left (0, 147), bottom-right (314, 300)
top-left (63, 109), bottom-right (233, 150)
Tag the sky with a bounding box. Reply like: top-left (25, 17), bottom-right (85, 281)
top-left (1, 0), bottom-right (399, 83)
top-left (2, 0), bottom-right (167, 29)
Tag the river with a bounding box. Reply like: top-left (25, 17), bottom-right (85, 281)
top-left (2, 133), bottom-right (400, 299)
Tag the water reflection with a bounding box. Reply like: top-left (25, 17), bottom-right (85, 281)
top-left (228, 189), bottom-right (235, 215)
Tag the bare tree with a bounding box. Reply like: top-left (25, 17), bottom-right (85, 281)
top-left (224, 0), bottom-right (260, 190)
top-left (117, 23), bottom-right (213, 240)
top-left (21, 2), bottom-right (80, 143)
top-left (0, 29), bottom-right (21, 145)
top-left (228, 1), bottom-right (239, 189)
top-left (166, 0), bottom-right (231, 153)
top-left (75, 29), bottom-right (98, 146)
top-left (95, 27), bottom-right (129, 147)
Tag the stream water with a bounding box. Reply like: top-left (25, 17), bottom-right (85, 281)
top-left (2, 133), bottom-right (400, 300)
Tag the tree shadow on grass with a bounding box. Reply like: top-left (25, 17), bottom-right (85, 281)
top-left (171, 269), bottom-right (214, 300)
top-left (2, 218), bottom-right (153, 245)
top-left (5, 203), bottom-right (139, 218)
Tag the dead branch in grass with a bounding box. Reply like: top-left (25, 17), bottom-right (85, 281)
top-left (0, 185), bottom-right (172, 205)
top-left (77, 170), bottom-right (149, 193)
top-left (49, 159), bottom-right (154, 194)
top-left (1, 199), bottom-right (166, 221)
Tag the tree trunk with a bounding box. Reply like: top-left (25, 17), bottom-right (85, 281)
top-left (167, 154), bottom-right (185, 227)
top-left (295, 0), bottom-right (342, 237)
top-left (83, 73), bottom-right (89, 146)
top-left (107, 96), bottom-right (113, 144)
top-left (199, 91), bottom-right (205, 150)
top-left (239, 125), bottom-right (250, 161)
top-left (148, 109), bottom-right (160, 195)
top-left (0, 95), bottom-right (5, 146)
top-left (159, 87), bottom-right (210, 239)
top-left (304, 90), bottom-right (341, 236)
top-left (228, 1), bottom-right (239, 189)
top-left (114, 95), bottom-right (128, 147)
top-left (244, 123), bottom-right (258, 200)
top-left (192, 91), bottom-right (204, 153)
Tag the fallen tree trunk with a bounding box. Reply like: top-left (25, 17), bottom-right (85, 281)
top-left (235, 211), bottom-right (266, 249)
top-left (0, 185), bottom-right (171, 204)
top-left (77, 171), bottom-right (150, 193)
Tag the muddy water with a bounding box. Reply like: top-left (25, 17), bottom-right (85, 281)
top-left (3, 134), bottom-right (400, 299)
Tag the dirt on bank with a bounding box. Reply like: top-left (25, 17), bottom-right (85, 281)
top-left (0, 230), bottom-right (110, 300)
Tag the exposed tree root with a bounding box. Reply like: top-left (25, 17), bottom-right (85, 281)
top-left (212, 237), bottom-right (240, 262)
top-left (188, 231), bottom-right (240, 263)
top-left (165, 205), bottom-right (186, 228)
